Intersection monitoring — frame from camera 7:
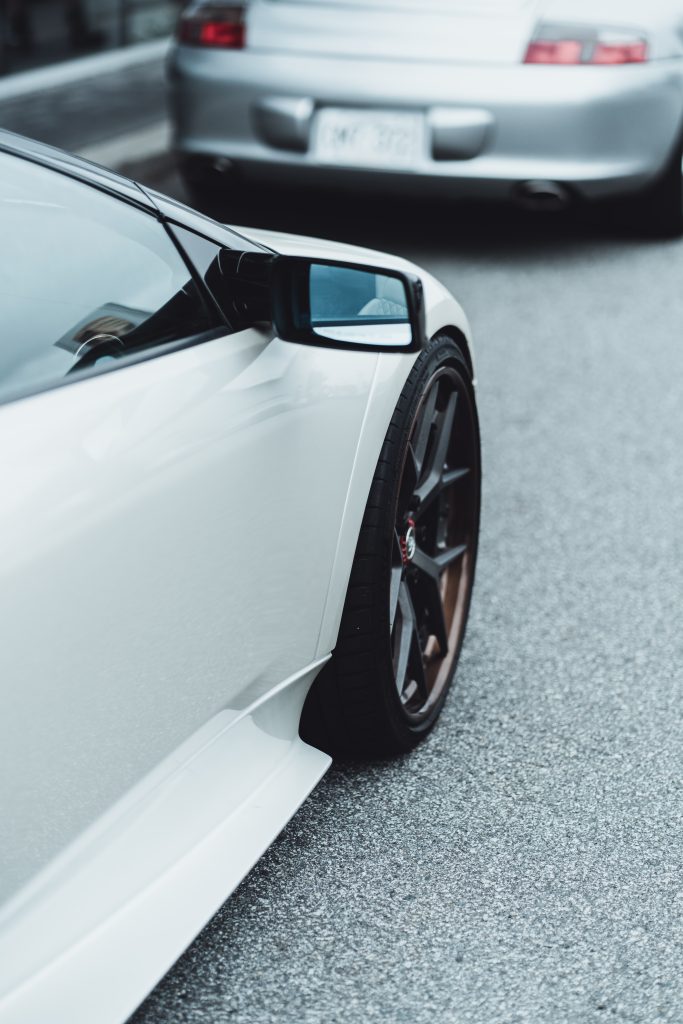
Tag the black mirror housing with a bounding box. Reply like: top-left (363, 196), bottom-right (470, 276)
top-left (271, 257), bottom-right (425, 353)
top-left (203, 249), bottom-right (425, 353)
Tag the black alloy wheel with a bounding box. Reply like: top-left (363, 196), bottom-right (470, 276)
top-left (390, 363), bottom-right (478, 723)
top-left (301, 333), bottom-right (481, 757)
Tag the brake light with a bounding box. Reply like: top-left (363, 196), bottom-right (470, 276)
top-left (178, 5), bottom-right (245, 48)
top-left (524, 25), bottom-right (648, 65)
top-left (592, 41), bottom-right (648, 64)
top-left (525, 40), bottom-right (583, 65)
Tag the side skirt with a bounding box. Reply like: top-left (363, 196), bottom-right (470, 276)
top-left (0, 658), bottom-right (332, 1024)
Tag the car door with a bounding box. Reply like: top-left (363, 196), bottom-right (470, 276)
top-left (0, 150), bottom-right (376, 912)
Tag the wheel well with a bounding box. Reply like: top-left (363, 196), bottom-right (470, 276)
top-left (434, 326), bottom-right (475, 382)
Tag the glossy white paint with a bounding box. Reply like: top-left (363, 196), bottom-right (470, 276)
top-left (0, 218), bottom-right (472, 1024)
top-left (240, 226), bottom-right (472, 659)
top-left (0, 323), bottom-right (373, 903)
top-left (0, 661), bottom-right (330, 1024)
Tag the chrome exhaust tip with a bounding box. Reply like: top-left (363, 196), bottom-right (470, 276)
top-left (212, 157), bottom-right (235, 174)
top-left (516, 180), bottom-right (571, 212)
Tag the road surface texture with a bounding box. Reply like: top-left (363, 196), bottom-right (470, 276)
top-left (117, 173), bottom-right (683, 1024)
top-left (0, 55), bottom-right (165, 151)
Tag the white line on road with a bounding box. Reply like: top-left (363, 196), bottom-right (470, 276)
top-left (0, 38), bottom-right (171, 103)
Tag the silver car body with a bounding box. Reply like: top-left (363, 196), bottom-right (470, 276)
top-left (170, 0), bottom-right (683, 202)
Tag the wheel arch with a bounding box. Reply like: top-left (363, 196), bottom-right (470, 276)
top-left (433, 324), bottom-right (475, 383)
top-left (304, 332), bottom-right (481, 755)
top-left (312, 323), bottom-right (475, 666)
top-left (312, 351), bottom-right (416, 663)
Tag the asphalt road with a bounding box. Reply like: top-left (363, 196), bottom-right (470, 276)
top-left (130, 178), bottom-right (683, 1024)
top-left (0, 58), bottom-right (166, 151)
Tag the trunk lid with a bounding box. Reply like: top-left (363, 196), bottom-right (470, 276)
top-left (247, 0), bottom-right (543, 65)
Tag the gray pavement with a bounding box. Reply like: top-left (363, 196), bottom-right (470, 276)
top-left (0, 56), bottom-right (166, 151)
top-left (125, 182), bottom-right (683, 1023)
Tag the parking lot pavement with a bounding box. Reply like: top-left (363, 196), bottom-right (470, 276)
top-left (118, 178), bottom-right (683, 1024)
top-left (0, 50), bottom-right (166, 152)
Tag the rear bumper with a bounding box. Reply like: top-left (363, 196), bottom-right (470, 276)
top-left (169, 47), bottom-right (683, 201)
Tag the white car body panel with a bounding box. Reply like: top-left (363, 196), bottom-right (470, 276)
top-left (0, 326), bottom-right (373, 904)
top-left (0, 201), bottom-right (472, 1024)
top-left (238, 225), bottom-right (472, 657)
top-left (0, 661), bottom-right (330, 1024)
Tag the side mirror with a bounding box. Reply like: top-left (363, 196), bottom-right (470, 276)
top-left (272, 257), bottom-right (425, 353)
top-left (200, 249), bottom-right (425, 352)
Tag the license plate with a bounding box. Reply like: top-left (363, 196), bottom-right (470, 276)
top-left (313, 108), bottom-right (424, 169)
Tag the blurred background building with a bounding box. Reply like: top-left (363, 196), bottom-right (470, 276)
top-left (0, 0), bottom-right (178, 76)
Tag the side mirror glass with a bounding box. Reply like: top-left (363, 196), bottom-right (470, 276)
top-left (273, 258), bottom-right (424, 353)
top-left (309, 264), bottom-right (412, 348)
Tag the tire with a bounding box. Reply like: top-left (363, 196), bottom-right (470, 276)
top-left (620, 137), bottom-right (683, 238)
top-left (301, 333), bottom-right (481, 758)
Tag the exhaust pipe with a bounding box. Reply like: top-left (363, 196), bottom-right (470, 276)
top-left (516, 180), bottom-right (571, 212)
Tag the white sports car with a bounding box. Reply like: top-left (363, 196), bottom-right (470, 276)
top-left (0, 131), bottom-right (480, 1024)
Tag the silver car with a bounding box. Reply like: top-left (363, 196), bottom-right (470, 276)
top-left (169, 0), bottom-right (683, 232)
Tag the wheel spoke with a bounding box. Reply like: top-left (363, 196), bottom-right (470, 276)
top-left (394, 582), bottom-right (416, 698)
top-left (418, 575), bottom-right (449, 657)
top-left (408, 625), bottom-right (428, 699)
top-left (399, 443), bottom-right (419, 509)
top-left (428, 389), bottom-right (458, 482)
top-left (442, 466), bottom-right (469, 489)
top-left (413, 542), bottom-right (467, 580)
top-left (435, 543), bottom-right (468, 572)
top-left (414, 465), bottom-right (470, 519)
top-left (412, 384), bottom-right (439, 473)
top-left (389, 567), bottom-right (403, 631)
top-left (395, 582), bottom-right (428, 702)
top-left (412, 391), bottom-right (459, 515)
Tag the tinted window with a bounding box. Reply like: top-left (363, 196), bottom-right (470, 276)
top-left (0, 152), bottom-right (215, 402)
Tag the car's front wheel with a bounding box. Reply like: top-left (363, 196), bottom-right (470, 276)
top-left (301, 333), bottom-right (481, 757)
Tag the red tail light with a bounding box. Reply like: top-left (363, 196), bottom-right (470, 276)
top-left (592, 41), bottom-right (648, 64)
top-left (524, 25), bottom-right (648, 65)
top-left (178, 5), bottom-right (245, 48)
top-left (525, 40), bottom-right (584, 65)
